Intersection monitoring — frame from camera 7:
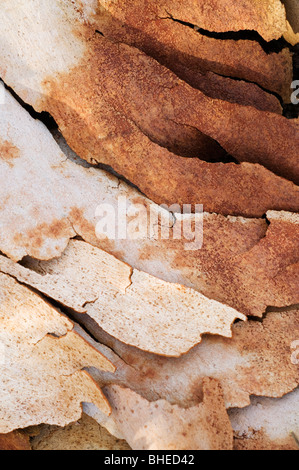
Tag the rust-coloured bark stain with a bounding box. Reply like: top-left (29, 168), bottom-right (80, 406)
top-left (0, 139), bottom-right (20, 167)
top-left (0, 0), bottom-right (298, 451)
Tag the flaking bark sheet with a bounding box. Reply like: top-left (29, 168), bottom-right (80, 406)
top-left (0, 431), bottom-right (31, 450)
top-left (230, 390), bottom-right (299, 451)
top-left (283, 0), bottom-right (299, 33)
top-left (0, 1), bottom-right (298, 190)
top-left (88, 379), bottom-right (233, 451)
top-left (2, 90), bottom-right (298, 254)
top-left (75, 309), bottom-right (299, 409)
top-left (0, 95), bottom-right (298, 317)
top-left (0, 240), bottom-right (246, 357)
top-left (96, 0), bottom-right (292, 101)
top-left (0, 272), bottom-right (114, 433)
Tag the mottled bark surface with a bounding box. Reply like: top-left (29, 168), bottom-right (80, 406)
top-left (0, 0), bottom-right (298, 451)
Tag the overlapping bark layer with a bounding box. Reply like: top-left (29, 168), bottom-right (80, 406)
top-left (0, 0), bottom-right (298, 200)
top-left (0, 272), bottom-right (114, 433)
top-left (145, 0), bottom-right (288, 42)
top-left (74, 309), bottom-right (299, 409)
top-left (0, 93), bottom-right (298, 318)
top-left (95, 0), bottom-right (292, 101)
top-left (0, 240), bottom-right (246, 357)
top-left (0, 0), bottom-right (298, 451)
top-left (44, 38), bottom-right (297, 183)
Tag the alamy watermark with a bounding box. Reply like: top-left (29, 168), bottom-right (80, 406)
top-left (95, 197), bottom-right (203, 251)
top-left (291, 81), bottom-right (299, 105)
top-left (0, 81), bottom-right (5, 105)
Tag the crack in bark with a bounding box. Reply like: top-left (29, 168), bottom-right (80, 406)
top-left (160, 12), bottom-right (289, 54)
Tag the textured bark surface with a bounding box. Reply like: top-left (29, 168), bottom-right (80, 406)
top-left (0, 272), bottom-right (114, 434)
top-left (0, 1), bottom-right (298, 197)
top-left (74, 309), bottom-right (299, 409)
top-left (144, 0), bottom-right (288, 42)
top-left (29, 415), bottom-right (131, 451)
top-left (0, 0), bottom-right (298, 451)
top-left (0, 95), bottom-right (298, 319)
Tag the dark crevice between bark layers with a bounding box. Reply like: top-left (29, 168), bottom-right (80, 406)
top-left (284, 43), bottom-right (299, 118)
top-left (1, 80), bottom-right (58, 131)
top-left (162, 13), bottom-right (290, 54)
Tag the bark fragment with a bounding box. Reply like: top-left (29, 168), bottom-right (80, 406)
top-left (87, 379), bottom-right (233, 450)
top-left (145, 0), bottom-right (288, 42)
top-left (29, 414), bottom-right (131, 451)
top-left (76, 309), bottom-right (299, 409)
top-left (0, 1), bottom-right (298, 191)
top-left (0, 272), bottom-right (114, 433)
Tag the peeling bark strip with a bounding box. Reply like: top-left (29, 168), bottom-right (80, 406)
top-left (0, 272), bottom-right (114, 434)
top-left (92, 379), bottom-right (233, 451)
top-left (0, 92), bottom-right (298, 317)
top-left (149, 0), bottom-right (288, 42)
top-left (0, 240), bottom-right (246, 357)
top-left (44, 39), bottom-right (298, 184)
top-left (174, 71), bottom-right (283, 114)
top-left (0, 1), bottom-right (299, 191)
top-left (78, 309), bottom-right (299, 410)
top-left (96, 0), bottom-right (292, 101)
top-left (125, 210), bottom-right (299, 317)
top-left (230, 390), bottom-right (299, 451)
